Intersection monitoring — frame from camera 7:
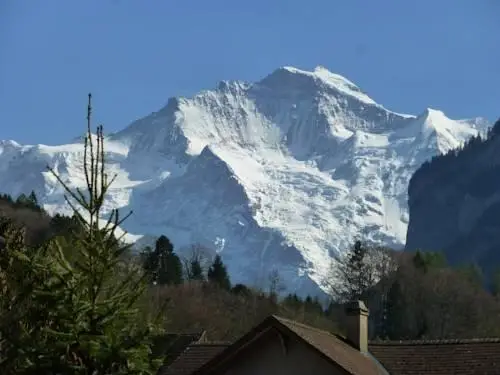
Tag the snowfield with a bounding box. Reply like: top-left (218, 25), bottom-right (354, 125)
top-left (0, 66), bottom-right (490, 296)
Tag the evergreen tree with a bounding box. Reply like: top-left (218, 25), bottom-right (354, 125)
top-left (385, 279), bottom-right (406, 339)
top-left (335, 240), bottom-right (373, 302)
top-left (142, 235), bottom-right (183, 285)
top-left (28, 190), bottom-right (38, 207)
top-left (0, 94), bottom-right (165, 374)
top-left (155, 235), bottom-right (173, 254)
top-left (141, 246), bottom-right (156, 281)
top-left (15, 193), bottom-right (29, 207)
top-left (0, 223), bottom-right (48, 373)
top-left (0, 193), bottom-right (13, 203)
top-left (412, 250), bottom-right (446, 273)
top-left (207, 254), bottom-right (231, 290)
top-left (189, 259), bottom-right (204, 281)
top-left (283, 293), bottom-right (302, 308)
top-left (155, 235), bottom-right (183, 285)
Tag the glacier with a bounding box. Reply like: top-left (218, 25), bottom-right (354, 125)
top-left (0, 66), bottom-right (490, 297)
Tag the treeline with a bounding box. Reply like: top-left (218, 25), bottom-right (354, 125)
top-left (135, 232), bottom-right (337, 341)
top-left (0, 192), bottom-right (337, 340)
top-left (329, 241), bottom-right (500, 340)
top-left (2, 181), bottom-right (500, 344)
top-left (0, 191), bottom-right (85, 246)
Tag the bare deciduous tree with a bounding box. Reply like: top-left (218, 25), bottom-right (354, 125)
top-left (182, 243), bottom-right (212, 281)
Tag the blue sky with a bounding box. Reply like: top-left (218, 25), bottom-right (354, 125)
top-left (1, 0), bottom-right (499, 145)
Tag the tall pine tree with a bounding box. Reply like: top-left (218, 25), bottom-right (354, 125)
top-left (207, 254), bottom-right (231, 290)
top-left (28, 190), bottom-right (38, 207)
top-left (156, 235), bottom-right (183, 285)
top-left (334, 240), bottom-right (373, 302)
top-left (142, 235), bottom-right (183, 285)
top-left (189, 259), bottom-right (204, 281)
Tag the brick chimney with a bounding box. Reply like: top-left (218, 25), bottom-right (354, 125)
top-left (344, 300), bottom-right (369, 353)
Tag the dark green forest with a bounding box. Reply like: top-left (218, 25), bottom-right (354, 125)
top-left (1, 96), bottom-right (500, 374)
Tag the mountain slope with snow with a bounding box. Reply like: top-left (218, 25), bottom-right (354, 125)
top-left (0, 66), bottom-right (490, 296)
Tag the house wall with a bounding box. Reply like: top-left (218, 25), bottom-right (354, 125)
top-left (223, 330), bottom-right (344, 375)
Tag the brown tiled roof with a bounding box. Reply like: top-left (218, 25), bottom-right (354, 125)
top-left (158, 343), bottom-right (229, 375)
top-left (369, 338), bottom-right (500, 375)
top-left (151, 332), bottom-right (206, 366)
top-left (189, 315), bottom-right (386, 375)
top-left (157, 318), bottom-right (500, 375)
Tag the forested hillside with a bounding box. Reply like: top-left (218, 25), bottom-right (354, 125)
top-left (407, 118), bottom-right (500, 283)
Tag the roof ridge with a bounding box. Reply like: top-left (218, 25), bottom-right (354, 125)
top-left (369, 337), bottom-right (500, 346)
top-left (190, 342), bottom-right (231, 346)
top-left (160, 331), bottom-right (205, 337)
top-left (271, 315), bottom-right (337, 337)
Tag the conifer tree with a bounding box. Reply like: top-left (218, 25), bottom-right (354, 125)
top-left (141, 246), bottom-right (156, 281)
top-left (189, 259), bottom-right (204, 281)
top-left (182, 246), bottom-right (206, 282)
top-left (0, 222), bottom-right (48, 373)
top-left (155, 235), bottom-right (183, 285)
top-left (28, 190), bottom-right (38, 207)
top-left (283, 293), bottom-right (302, 308)
top-left (1, 94), bottom-right (165, 374)
top-left (15, 193), bottom-right (29, 207)
top-left (142, 236), bottom-right (183, 285)
top-left (384, 279), bottom-right (406, 339)
top-left (334, 240), bottom-right (373, 302)
top-left (207, 254), bottom-right (231, 290)
top-left (412, 250), bottom-right (446, 273)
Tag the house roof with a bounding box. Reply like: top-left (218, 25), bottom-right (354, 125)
top-left (157, 318), bottom-right (500, 375)
top-left (369, 338), bottom-right (500, 375)
top-left (158, 343), bottom-right (229, 375)
top-left (190, 315), bottom-right (386, 375)
top-left (152, 332), bottom-right (207, 366)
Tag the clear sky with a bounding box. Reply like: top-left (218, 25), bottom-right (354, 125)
top-left (1, 0), bottom-right (499, 145)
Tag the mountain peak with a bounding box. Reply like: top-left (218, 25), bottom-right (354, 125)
top-left (0, 65), bottom-right (490, 297)
top-left (419, 107), bottom-right (445, 118)
top-left (259, 66), bottom-right (377, 105)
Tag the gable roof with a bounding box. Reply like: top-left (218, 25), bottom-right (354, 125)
top-left (369, 338), bottom-right (500, 375)
top-left (190, 315), bottom-right (386, 375)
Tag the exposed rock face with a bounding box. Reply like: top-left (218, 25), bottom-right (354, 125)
top-left (406, 121), bottom-right (500, 279)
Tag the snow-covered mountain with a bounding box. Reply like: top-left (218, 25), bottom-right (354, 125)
top-left (0, 66), bottom-right (490, 296)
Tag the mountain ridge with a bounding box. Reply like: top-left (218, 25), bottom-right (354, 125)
top-left (0, 66), bottom-right (490, 296)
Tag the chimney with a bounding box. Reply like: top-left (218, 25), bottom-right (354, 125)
top-left (344, 300), bottom-right (369, 353)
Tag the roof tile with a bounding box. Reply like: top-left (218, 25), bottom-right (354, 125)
top-left (369, 339), bottom-right (500, 375)
top-left (158, 343), bottom-right (228, 375)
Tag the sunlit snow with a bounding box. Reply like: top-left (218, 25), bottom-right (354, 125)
top-left (0, 66), bottom-right (490, 297)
